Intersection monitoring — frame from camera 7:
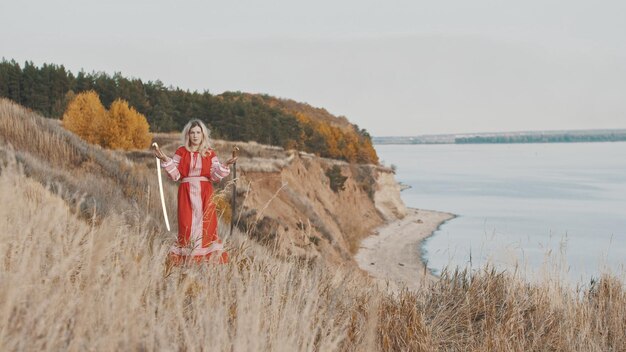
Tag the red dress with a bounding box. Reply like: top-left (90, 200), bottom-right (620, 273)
top-left (161, 146), bottom-right (231, 264)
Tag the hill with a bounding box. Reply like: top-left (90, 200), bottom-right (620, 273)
top-left (0, 97), bottom-right (389, 348)
top-left (0, 59), bottom-right (377, 163)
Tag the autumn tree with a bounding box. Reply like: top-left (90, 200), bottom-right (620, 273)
top-left (126, 104), bottom-right (152, 149)
top-left (104, 99), bottom-right (152, 149)
top-left (62, 90), bottom-right (107, 144)
top-left (62, 92), bottom-right (151, 150)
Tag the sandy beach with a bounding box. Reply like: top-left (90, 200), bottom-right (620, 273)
top-left (355, 208), bottom-right (455, 293)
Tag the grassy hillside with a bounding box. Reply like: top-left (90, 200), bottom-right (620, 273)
top-left (1, 99), bottom-right (626, 351)
top-left (0, 151), bottom-right (370, 350)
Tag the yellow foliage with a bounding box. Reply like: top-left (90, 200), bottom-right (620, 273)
top-left (106, 99), bottom-right (152, 150)
top-left (103, 99), bottom-right (127, 148)
top-left (61, 91), bottom-right (107, 144)
top-left (129, 111), bottom-right (152, 149)
top-left (212, 192), bottom-right (232, 224)
top-left (62, 93), bottom-right (152, 150)
top-left (293, 110), bottom-right (378, 163)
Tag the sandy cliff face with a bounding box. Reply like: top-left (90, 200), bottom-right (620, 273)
top-left (373, 171), bottom-right (407, 221)
top-left (213, 141), bottom-right (405, 264)
top-left (148, 134), bottom-right (406, 265)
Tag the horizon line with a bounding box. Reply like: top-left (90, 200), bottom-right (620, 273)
top-left (374, 127), bottom-right (626, 138)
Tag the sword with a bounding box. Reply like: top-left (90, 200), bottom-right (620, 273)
top-left (152, 142), bottom-right (171, 231)
top-left (230, 146), bottom-right (240, 237)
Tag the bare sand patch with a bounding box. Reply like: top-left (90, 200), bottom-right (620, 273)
top-left (355, 208), bottom-right (455, 293)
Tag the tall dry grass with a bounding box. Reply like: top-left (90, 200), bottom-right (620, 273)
top-left (3, 147), bottom-right (626, 352)
top-left (0, 154), bottom-right (375, 351)
top-left (0, 98), bottom-right (172, 226)
top-left (1, 98), bottom-right (626, 351)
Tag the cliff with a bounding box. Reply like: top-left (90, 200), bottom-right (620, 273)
top-left (0, 97), bottom-right (405, 268)
top-left (151, 133), bottom-right (407, 265)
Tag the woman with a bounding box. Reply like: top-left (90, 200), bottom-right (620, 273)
top-left (153, 119), bottom-right (237, 264)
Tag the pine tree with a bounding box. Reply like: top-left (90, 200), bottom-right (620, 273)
top-left (5, 60), bottom-right (22, 104)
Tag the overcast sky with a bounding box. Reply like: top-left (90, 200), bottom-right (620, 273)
top-left (2, 0), bottom-right (625, 135)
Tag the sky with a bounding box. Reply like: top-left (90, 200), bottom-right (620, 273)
top-left (2, 0), bottom-right (626, 136)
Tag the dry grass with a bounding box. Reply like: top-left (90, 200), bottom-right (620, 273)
top-left (0, 156), bottom-right (371, 351)
top-left (0, 98), bottom-right (173, 226)
top-left (2, 149), bottom-right (626, 352)
top-left (1, 98), bottom-right (626, 351)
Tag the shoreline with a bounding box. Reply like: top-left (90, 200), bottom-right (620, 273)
top-left (355, 208), bottom-right (456, 293)
top-left (418, 211), bottom-right (459, 277)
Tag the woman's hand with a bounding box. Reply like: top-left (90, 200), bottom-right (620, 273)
top-left (225, 156), bottom-right (238, 166)
top-left (152, 143), bottom-right (170, 162)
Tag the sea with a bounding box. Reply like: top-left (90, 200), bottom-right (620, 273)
top-left (375, 142), bottom-right (626, 284)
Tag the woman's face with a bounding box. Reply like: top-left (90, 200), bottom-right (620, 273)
top-left (189, 126), bottom-right (203, 146)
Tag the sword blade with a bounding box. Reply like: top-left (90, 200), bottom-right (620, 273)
top-left (229, 146), bottom-right (240, 238)
top-left (230, 162), bottom-right (236, 237)
top-left (156, 157), bottom-right (171, 231)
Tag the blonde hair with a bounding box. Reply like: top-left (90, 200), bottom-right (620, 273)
top-left (182, 119), bottom-right (211, 156)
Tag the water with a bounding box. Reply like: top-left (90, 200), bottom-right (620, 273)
top-left (375, 142), bottom-right (626, 283)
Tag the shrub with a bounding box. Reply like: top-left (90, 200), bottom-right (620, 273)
top-left (309, 236), bottom-right (321, 246)
top-left (326, 165), bottom-right (347, 192)
top-left (212, 191), bottom-right (232, 224)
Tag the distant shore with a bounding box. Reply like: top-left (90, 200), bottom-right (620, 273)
top-left (355, 208), bottom-right (456, 293)
top-left (373, 128), bottom-right (626, 145)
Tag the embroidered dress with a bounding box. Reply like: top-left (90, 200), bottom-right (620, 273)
top-left (161, 146), bottom-right (231, 264)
